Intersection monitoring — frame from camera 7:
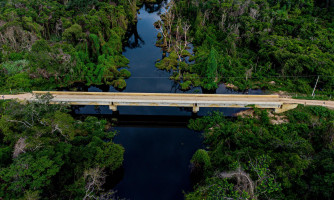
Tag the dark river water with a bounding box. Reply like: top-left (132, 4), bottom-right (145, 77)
top-left (73, 1), bottom-right (263, 199)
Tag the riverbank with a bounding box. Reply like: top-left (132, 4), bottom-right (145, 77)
top-left (186, 105), bottom-right (334, 199)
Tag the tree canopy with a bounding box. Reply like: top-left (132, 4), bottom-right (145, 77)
top-left (187, 106), bottom-right (334, 199)
top-left (0, 96), bottom-right (124, 199)
top-left (0, 0), bottom-right (139, 93)
top-left (155, 0), bottom-right (334, 93)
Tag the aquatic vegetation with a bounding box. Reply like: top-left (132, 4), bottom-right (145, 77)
top-left (155, 0), bottom-right (334, 94)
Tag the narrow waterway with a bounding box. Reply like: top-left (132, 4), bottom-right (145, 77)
top-left (73, 1), bottom-right (263, 199)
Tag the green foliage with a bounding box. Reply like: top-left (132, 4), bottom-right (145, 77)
top-left (308, 149), bottom-right (334, 199)
top-left (1, 60), bottom-right (28, 75)
top-left (180, 80), bottom-right (192, 90)
top-left (0, 0), bottom-right (135, 92)
top-left (188, 111), bottom-right (225, 131)
top-left (188, 106), bottom-right (334, 199)
top-left (92, 138), bottom-right (124, 170)
top-left (120, 68), bottom-right (131, 79)
top-left (186, 177), bottom-right (250, 200)
top-left (8, 52), bottom-right (25, 61)
top-left (249, 155), bottom-right (281, 196)
top-left (0, 98), bottom-right (124, 199)
top-left (162, 0), bottom-right (334, 93)
top-left (67, 0), bottom-right (98, 10)
top-left (195, 47), bottom-right (219, 90)
top-left (0, 146), bottom-right (11, 167)
top-left (155, 51), bottom-right (179, 71)
top-left (73, 32), bottom-right (130, 86)
top-left (5, 73), bottom-right (31, 92)
top-left (0, 150), bottom-right (63, 198)
top-left (62, 24), bottom-right (84, 44)
top-left (31, 40), bottom-right (51, 52)
top-left (191, 149), bottom-right (211, 172)
top-left (112, 78), bottom-right (127, 90)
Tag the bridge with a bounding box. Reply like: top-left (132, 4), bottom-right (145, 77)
top-left (2, 91), bottom-right (334, 113)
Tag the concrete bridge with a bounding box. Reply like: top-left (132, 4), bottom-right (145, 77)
top-left (2, 91), bottom-right (334, 113)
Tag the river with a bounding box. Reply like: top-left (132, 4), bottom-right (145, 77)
top-left (73, 1), bottom-right (262, 199)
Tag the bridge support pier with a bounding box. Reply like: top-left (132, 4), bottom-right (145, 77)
top-left (109, 105), bottom-right (118, 112)
top-left (192, 104), bottom-right (199, 113)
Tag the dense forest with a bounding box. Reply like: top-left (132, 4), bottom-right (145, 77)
top-left (0, 95), bottom-right (124, 199)
top-left (0, 0), bottom-right (140, 93)
top-left (0, 1), bottom-right (136, 199)
top-left (187, 106), bottom-right (334, 199)
top-left (155, 0), bottom-right (333, 94)
top-left (1, 0), bottom-right (334, 199)
top-left (1, 0), bottom-right (332, 94)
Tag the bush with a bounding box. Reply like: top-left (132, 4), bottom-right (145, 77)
top-left (8, 52), bottom-right (24, 61)
top-left (119, 68), bottom-right (131, 79)
top-left (191, 149), bottom-right (211, 171)
top-left (112, 78), bottom-right (127, 89)
top-left (6, 73), bottom-right (31, 91)
top-left (62, 24), bottom-right (84, 44)
top-left (1, 60), bottom-right (28, 75)
top-left (180, 80), bottom-right (192, 90)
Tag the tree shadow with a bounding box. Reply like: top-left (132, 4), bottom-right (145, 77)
top-left (125, 22), bottom-right (145, 49)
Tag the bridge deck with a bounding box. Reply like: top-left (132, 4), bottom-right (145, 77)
top-left (32, 91), bottom-right (282, 112)
top-left (2, 91), bottom-right (333, 113)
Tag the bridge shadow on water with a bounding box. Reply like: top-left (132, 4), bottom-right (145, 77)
top-left (71, 105), bottom-right (246, 127)
top-left (70, 106), bottom-right (243, 200)
top-left (74, 113), bottom-right (197, 128)
top-left (59, 0), bottom-right (257, 197)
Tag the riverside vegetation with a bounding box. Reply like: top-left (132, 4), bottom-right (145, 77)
top-left (0, 95), bottom-right (124, 199)
top-left (1, 0), bottom-right (334, 199)
top-left (155, 0), bottom-right (333, 94)
top-left (187, 106), bottom-right (334, 199)
top-left (0, 0), bottom-right (140, 93)
top-left (0, 1), bottom-right (142, 199)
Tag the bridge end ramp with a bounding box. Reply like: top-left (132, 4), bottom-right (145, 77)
top-left (275, 103), bottom-right (298, 113)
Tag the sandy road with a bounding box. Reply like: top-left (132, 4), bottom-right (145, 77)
top-left (280, 98), bottom-right (334, 109)
top-left (1, 93), bottom-right (33, 101)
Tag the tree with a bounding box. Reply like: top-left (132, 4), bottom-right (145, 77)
top-left (187, 106), bottom-right (334, 199)
top-left (0, 98), bottom-right (124, 199)
top-left (67, 0), bottom-right (99, 10)
top-left (62, 24), bottom-right (84, 44)
top-left (0, 150), bottom-right (63, 199)
top-left (83, 167), bottom-right (106, 200)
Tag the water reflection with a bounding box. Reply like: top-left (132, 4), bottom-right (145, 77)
top-left (111, 126), bottom-right (203, 200)
top-left (67, 1), bottom-right (263, 199)
top-left (125, 23), bottom-right (145, 49)
top-left (143, 0), bottom-right (168, 13)
top-left (74, 113), bottom-right (197, 127)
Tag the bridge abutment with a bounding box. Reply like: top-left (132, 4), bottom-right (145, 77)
top-left (275, 103), bottom-right (298, 113)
